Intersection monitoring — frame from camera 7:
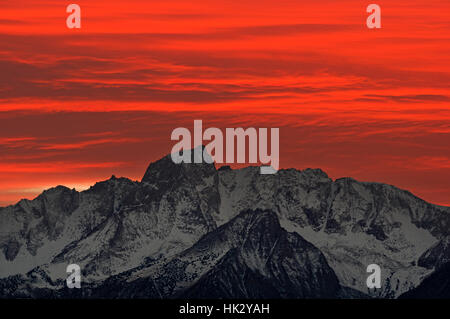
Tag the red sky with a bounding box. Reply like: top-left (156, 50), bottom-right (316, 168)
top-left (0, 0), bottom-right (449, 206)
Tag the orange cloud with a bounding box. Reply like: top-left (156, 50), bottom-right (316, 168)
top-left (0, 0), bottom-right (449, 207)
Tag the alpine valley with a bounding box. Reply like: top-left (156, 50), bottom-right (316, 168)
top-left (1, 147), bottom-right (449, 299)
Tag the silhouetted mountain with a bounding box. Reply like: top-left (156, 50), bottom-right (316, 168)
top-left (0, 147), bottom-right (449, 298)
top-left (84, 209), bottom-right (344, 298)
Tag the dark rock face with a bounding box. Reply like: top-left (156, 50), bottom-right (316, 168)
top-left (0, 148), bottom-right (449, 299)
top-left (3, 240), bottom-right (20, 261)
top-left (181, 211), bottom-right (340, 299)
top-left (418, 237), bottom-right (450, 270)
top-left (11, 210), bottom-right (341, 299)
top-left (400, 262), bottom-right (450, 299)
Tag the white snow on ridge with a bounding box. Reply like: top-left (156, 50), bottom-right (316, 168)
top-left (279, 214), bottom-right (437, 298)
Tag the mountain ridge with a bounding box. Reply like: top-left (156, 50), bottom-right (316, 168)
top-left (0, 149), bottom-right (449, 298)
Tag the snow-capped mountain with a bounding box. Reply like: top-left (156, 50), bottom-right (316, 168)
top-left (0, 148), bottom-right (449, 298)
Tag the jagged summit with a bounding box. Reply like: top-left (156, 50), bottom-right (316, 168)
top-left (0, 147), bottom-right (449, 298)
top-left (142, 146), bottom-right (216, 185)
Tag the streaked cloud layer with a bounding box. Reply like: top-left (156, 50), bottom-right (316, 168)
top-left (0, 0), bottom-right (449, 206)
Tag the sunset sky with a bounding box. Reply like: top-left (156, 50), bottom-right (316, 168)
top-left (0, 0), bottom-right (449, 206)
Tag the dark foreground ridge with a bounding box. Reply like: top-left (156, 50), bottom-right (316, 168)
top-left (0, 148), bottom-right (449, 298)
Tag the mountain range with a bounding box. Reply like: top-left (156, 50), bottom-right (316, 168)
top-left (1, 147), bottom-right (449, 298)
